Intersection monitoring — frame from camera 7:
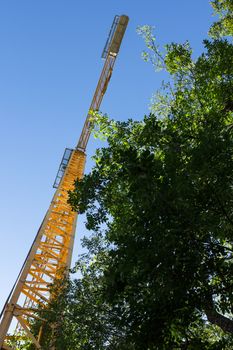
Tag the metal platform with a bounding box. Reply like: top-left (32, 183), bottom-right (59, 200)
top-left (53, 148), bottom-right (73, 188)
top-left (101, 15), bottom-right (120, 59)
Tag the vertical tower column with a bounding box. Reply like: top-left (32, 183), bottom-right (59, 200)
top-left (0, 14), bottom-right (128, 349)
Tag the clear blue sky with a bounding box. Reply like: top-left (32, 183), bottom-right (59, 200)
top-left (0, 0), bottom-right (214, 311)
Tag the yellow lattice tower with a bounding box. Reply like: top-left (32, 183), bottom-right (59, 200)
top-left (0, 15), bottom-right (128, 350)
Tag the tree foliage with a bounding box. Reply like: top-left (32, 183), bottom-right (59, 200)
top-left (25, 1), bottom-right (233, 349)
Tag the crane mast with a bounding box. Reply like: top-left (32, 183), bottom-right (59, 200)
top-left (0, 15), bottom-right (128, 350)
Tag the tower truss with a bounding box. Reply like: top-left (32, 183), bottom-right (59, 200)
top-left (0, 15), bottom-right (128, 350)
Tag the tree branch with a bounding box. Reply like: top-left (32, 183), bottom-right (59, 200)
top-left (204, 296), bottom-right (233, 333)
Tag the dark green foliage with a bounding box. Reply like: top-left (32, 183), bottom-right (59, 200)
top-left (22, 2), bottom-right (233, 349)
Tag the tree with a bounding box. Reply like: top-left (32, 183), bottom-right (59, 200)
top-left (26, 1), bottom-right (233, 349)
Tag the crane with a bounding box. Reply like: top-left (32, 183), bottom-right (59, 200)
top-left (0, 14), bottom-right (129, 350)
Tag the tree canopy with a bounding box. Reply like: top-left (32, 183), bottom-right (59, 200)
top-left (23, 1), bottom-right (233, 349)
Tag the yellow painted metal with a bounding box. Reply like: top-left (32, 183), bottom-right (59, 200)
top-left (0, 14), bottom-right (128, 349)
top-left (0, 150), bottom-right (86, 349)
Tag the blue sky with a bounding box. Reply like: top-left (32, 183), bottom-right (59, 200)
top-left (0, 0), bottom-right (214, 311)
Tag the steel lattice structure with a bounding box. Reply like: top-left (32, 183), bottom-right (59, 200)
top-left (0, 15), bottom-right (128, 350)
